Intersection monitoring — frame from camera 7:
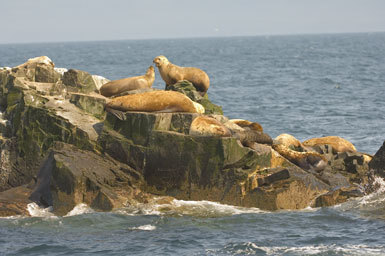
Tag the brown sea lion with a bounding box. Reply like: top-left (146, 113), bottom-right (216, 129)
top-left (105, 90), bottom-right (204, 114)
top-left (302, 136), bottom-right (357, 153)
top-left (153, 55), bottom-right (210, 94)
top-left (189, 116), bottom-right (231, 137)
top-left (100, 66), bottom-right (155, 97)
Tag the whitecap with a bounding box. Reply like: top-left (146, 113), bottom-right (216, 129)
top-left (64, 203), bottom-right (94, 217)
top-left (129, 224), bottom-right (156, 231)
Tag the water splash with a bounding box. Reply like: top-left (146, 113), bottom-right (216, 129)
top-left (117, 199), bottom-right (264, 217)
top-left (26, 203), bottom-right (56, 218)
top-left (64, 203), bottom-right (94, 217)
top-left (129, 224), bottom-right (156, 231)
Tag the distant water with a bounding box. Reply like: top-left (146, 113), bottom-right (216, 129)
top-left (1, 33), bottom-right (385, 255)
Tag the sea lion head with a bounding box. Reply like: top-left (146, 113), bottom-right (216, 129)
top-left (153, 55), bottom-right (169, 67)
top-left (146, 66), bottom-right (155, 75)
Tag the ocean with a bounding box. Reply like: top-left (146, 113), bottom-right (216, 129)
top-left (1, 32), bottom-right (385, 255)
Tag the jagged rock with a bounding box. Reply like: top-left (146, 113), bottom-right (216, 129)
top-left (62, 69), bottom-right (97, 94)
top-left (314, 186), bottom-right (364, 207)
top-left (29, 142), bottom-right (152, 216)
top-left (166, 80), bottom-right (223, 115)
top-left (10, 56), bottom-right (61, 83)
top-left (69, 92), bottom-right (106, 119)
top-left (369, 141), bottom-right (385, 178)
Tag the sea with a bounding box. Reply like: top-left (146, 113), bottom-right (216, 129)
top-left (0, 32), bottom-right (385, 255)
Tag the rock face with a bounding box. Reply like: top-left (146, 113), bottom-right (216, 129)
top-left (0, 56), bottom-right (377, 216)
top-left (29, 142), bottom-right (150, 216)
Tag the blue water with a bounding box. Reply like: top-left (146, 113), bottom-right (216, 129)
top-left (1, 33), bottom-right (385, 255)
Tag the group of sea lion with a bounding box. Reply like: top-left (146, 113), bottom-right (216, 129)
top-left (99, 55), bottom-right (366, 171)
top-left (101, 55), bottom-right (209, 114)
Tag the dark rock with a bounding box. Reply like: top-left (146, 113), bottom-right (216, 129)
top-left (314, 186), bottom-right (364, 207)
top-left (369, 141), bottom-right (385, 178)
top-left (257, 168), bottom-right (290, 186)
top-left (166, 80), bottom-right (223, 115)
top-left (62, 69), bottom-right (97, 94)
top-left (29, 142), bottom-right (150, 216)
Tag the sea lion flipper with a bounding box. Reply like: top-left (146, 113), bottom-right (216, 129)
top-left (106, 107), bottom-right (127, 120)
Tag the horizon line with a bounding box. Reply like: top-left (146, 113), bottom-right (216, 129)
top-left (1, 30), bottom-right (384, 46)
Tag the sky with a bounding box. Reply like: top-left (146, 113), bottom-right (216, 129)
top-left (1, 0), bottom-right (384, 44)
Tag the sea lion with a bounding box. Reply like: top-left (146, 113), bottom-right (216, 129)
top-left (272, 142), bottom-right (326, 171)
top-left (153, 55), bottom-right (210, 94)
top-left (189, 116), bottom-right (231, 137)
top-left (275, 133), bottom-right (302, 149)
top-left (302, 136), bottom-right (357, 153)
top-left (100, 66), bottom-right (155, 97)
top-left (228, 119), bottom-right (263, 133)
top-left (105, 90), bottom-right (205, 114)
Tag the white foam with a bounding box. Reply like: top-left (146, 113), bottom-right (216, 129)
top-left (129, 224), bottom-right (156, 231)
top-left (64, 203), bottom-right (94, 217)
top-left (26, 203), bottom-right (56, 218)
top-left (209, 243), bottom-right (385, 255)
top-left (118, 199), bottom-right (264, 217)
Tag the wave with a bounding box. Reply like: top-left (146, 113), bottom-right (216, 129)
top-left (128, 224), bottom-right (156, 231)
top-left (334, 176), bottom-right (385, 219)
top-left (115, 199), bottom-right (265, 217)
top-left (209, 242), bottom-right (385, 256)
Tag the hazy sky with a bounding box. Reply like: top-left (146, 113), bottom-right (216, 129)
top-left (1, 0), bottom-right (384, 44)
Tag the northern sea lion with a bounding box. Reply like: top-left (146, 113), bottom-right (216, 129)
top-left (302, 136), bottom-right (357, 153)
top-left (189, 116), bottom-right (231, 137)
top-left (272, 142), bottom-right (326, 171)
top-left (100, 66), bottom-right (155, 97)
top-left (228, 119), bottom-right (263, 133)
top-left (153, 55), bottom-right (210, 94)
top-left (275, 133), bottom-right (302, 149)
top-left (105, 90), bottom-right (204, 114)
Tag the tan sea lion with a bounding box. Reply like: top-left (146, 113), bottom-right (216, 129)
top-left (275, 133), bottom-right (302, 149)
top-left (189, 116), bottom-right (231, 137)
top-left (100, 66), bottom-right (155, 97)
top-left (228, 119), bottom-right (263, 133)
top-left (272, 142), bottom-right (327, 171)
top-left (302, 136), bottom-right (357, 153)
top-left (153, 55), bottom-right (210, 94)
top-left (105, 90), bottom-right (204, 114)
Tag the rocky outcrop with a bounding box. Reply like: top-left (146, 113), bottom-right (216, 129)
top-left (0, 56), bottom-right (377, 216)
top-left (29, 142), bottom-right (152, 216)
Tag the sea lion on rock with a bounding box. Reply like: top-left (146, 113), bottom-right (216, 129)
top-left (275, 133), bottom-right (302, 149)
top-left (153, 55), bottom-right (210, 94)
top-left (272, 141), bottom-right (327, 171)
top-left (100, 66), bottom-right (155, 97)
top-left (302, 136), bottom-right (357, 153)
top-left (105, 90), bottom-right (205, 114)
top-left (228, 119), bottom-right (263, 133)
top-left (189, 116), bottom-right (231, 137)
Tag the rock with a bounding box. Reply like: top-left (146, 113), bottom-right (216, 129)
top-left (166, 80), bottom-right (223, 115)
top-left (69, 92), bottom-right (106, 119)
top-left (11, 56), bottom-right (61, 83)
top-left (29, 142), bottom-right (152, 216)
top-left (314, 186), bottom-right (364, 207)
top-left (369, 141), bottom-right (385, 178)
top-left (0, 186), bottom-right (32, 217)
top-left (62, 69), bottom-right (97, 94)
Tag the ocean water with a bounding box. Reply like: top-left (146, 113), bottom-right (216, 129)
top-left (1, 33), bottom-right (385, 255)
